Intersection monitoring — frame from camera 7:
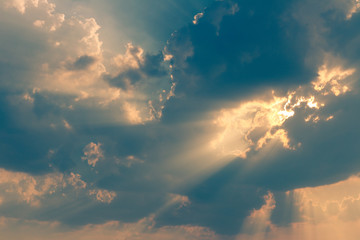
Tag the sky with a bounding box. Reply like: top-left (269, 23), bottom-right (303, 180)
top-left (1, 0), bottom-right (360, 239)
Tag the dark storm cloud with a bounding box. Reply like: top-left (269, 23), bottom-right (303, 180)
top-left (165, 0), bottom-right (315, 101)
top-left (161, 0), bottom-right (322, 125)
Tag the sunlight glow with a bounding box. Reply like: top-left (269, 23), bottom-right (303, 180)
top-left (211, 63), bottom-right (355, 159)
top-left (313, 64), bottom-right (356, 96)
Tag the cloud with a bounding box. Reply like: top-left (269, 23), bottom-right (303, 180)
top-left (210, 59), bottom-right (355, 159)
top-left (0, 168), bottom-right (64, 207)
top-left (155, 0), bottom-right (360, 234)
top-left (114, 155), bottom-right (144, 168)
top-left (66, 55), bottom-right (97, 71)
top-left (67, 172), bottom-right (87, 189)
top-left (241, 192), bottom-right (276, 234)
top-left (287, 175), bottom-right (360, 223)
top-left (164, 0), bottom-right (315, 104)
top-left (0, 0), bottom-right (173, 127)
top-left (105, 43), bottom-right (170, 112)
top-left (240, 175), bottom-right (360, 240)
top-left (89, 189), bottom-right (116, 204)
top-left (192, 12), bottom-right (204, 25)
top-left (0, 168), bottom-right (115, 207)
top-left (1, 0), bottom-right (360, 238)
top-left (0, 0), bottom-right (175, 174)
top-left (154, 54), bottom-right (357, 234)
top-left (82, 142), bottom-right (104, 167)
top-left (0, 215), bottom-right (219, 240)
